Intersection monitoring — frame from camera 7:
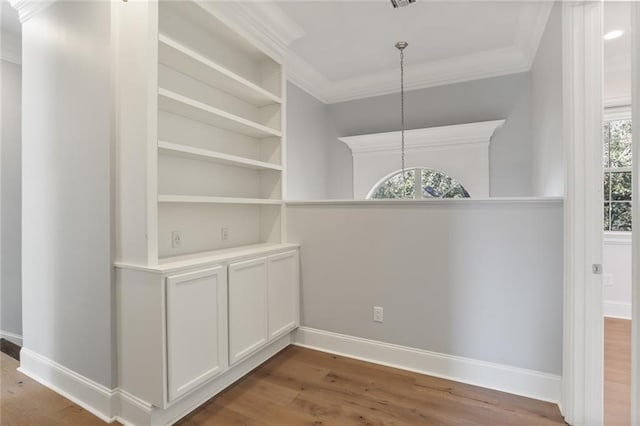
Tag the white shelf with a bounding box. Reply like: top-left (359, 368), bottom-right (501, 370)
top-left (158, 141), bottom-right (282, 172)
top-left (159, 34), bottom-right (281, 107)
top-left (158, 195), bottom-right (282, 205)
top-left (158, 88), bottom-right (282, 139)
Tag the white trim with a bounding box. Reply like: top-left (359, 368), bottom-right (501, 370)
top-left (603, 231), bottom-right (632, 245)
top-left (285, 197), bottom-right (564, 207)
top-left (15, 336), bottom-right (294, 426)
top-left (561, 2), bottom-right (605, 424)
top-left (604, 97), bottom-right (632, 109)
top-left (1, 31), bottom-right (21, 65)
top-left (323, 47), bottom-right (530, 104)
top-left (515, 2), bottom-right (554, 64)
top-left (338, 120), bottom-right (505, 155)
top-left (214, 2), bottom-right (552, 103)
top-left (8, 0), bottom-right (56, 23)
top-left (604, 104), bottom-right (632, 122)
top-left (294, 327), bottom-right (562, 404)
top-left (603, 302), bottom-right (632, 320)
top-left (631, 3), bottom-right (640, 423)
top-left (0, 330), bottom-right (23, 346)
top-left (18, 348), bottom-right (117, 423)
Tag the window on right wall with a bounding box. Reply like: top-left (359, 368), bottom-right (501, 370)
top-left (603, 115), bottom-right (632, 232)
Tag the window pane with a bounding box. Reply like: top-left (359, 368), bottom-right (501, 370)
top-left (604, 172), bottom-right (611, 201)
top-left (608, 120), bottom-right (632, 168)
top-left (603, 122), bottom-right (610, 168)
top-left (421, 169), bottom-right (470, 199)
top-left (610, 202), bottom-right (632, 231)
top-left (610, 171), bottom-right (632, 201)
top-left (604, 203), bottom-right (611, 231)
top-left (371, 170), bottom-right (415, 199)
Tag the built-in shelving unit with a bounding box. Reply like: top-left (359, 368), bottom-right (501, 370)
top-left (155, 0), bottom-right (285, 260)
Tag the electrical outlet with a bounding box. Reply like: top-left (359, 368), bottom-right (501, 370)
top-left (373, 306), bottom-right (383, 323)
top-left (171, 231), bottom-right (182, 249)
top-left (221, 227), bottom-right (229, 241)
top-left (604, 273), bottom-right (614, 287)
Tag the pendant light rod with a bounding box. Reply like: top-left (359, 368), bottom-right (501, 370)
top-left (396, 41), bottom-right (408, 197)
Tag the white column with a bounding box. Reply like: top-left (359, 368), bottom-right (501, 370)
top-left (561, 1), bottom-right (604, 424)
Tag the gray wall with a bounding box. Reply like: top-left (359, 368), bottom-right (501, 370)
top-left (1, 58), bottom-right (22, 340)
top-left (531, 3), bottom-right (564, 197)
top-left (325, 73), bottom-right (534, 198)
top-left (286, 83), bottom-right (329, 200)
top-left (287, 200), bottom-right (564, 374)
top-left (21, 1), bottom-right (114, 387)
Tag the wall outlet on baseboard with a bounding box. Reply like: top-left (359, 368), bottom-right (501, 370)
top-left (221, 227), bottom-right (229, 241)
top-left (604, 273), bottom-right (613, 287)
top-left (171, 231), bottom-right (182, 249)
top-left (373, 306), bottom-right (383, 323)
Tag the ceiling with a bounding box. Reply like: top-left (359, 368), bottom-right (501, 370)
top-left (1, 0), bottom-right (21, 64)
top-left (219, 1), bottom-right (555, 103)
top-left (603, 1), bottom-right (631, 103)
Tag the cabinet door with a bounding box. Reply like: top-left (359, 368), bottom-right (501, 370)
top-left (268, 250), bottom-right (300, 339)
top-left (166, 266), bottom-right (228, 402)
top-left (228, 257), bottom-right (268, 365)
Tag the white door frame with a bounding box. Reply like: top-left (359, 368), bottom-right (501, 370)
top-left (561, 1), bottom-right (604, 424)
top-left (631, 4), bottom-right (640, 424)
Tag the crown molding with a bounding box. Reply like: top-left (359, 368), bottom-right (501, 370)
top-left (325, 47), bottom-right (529, 104)
top-left (1, 31), bottom-right (21, 65)
top-left (8, 0), bottom-right (56, 23)
top-left (204, 0), bottom-right (304, 63)
top-left (515, 2), bottom-right (554, 65)
top-left (339, 120), bottom-right (505, 155)
top-left (196, 2), bottom-right (554, 104)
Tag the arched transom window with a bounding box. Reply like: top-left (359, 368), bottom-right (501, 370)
top-left (368, 168), bottom-right (471, 199)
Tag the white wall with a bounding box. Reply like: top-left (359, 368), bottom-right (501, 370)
top-left (531, 3), bottom-right (564, 197)
top-left (286, 82), bottom-right (328, 200)
top-left (287, 199), bottom-right (564, 374)
top-left (1, 57), bottom-right (22, 342)
top-left (324, 73), bottom-right (533, 199)
top-left (603, 235), bottom-right (632, 319)
top-left (21, 1), bottom-right (114, 387)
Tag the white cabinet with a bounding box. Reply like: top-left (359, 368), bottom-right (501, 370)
top-left (228, 251), bottom-right (299, 365)
top-left (166, 266), bottom-right (228, 401)
top-left (268, 250), bottom-right (299, 339)
top-left (228, 257), bottom-right (269, 365)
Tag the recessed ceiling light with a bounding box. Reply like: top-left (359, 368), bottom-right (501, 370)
top-left (604, 30), bottom-right (624, 40)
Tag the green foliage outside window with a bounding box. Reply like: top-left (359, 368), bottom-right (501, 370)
top-left (603, 119), bottom-right (632, 231)
top-left (371, 169), bottom-right (470, 199)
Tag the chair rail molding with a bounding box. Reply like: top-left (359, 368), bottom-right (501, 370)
top-left (561, 1), bottom-right (604, 424)
top-left (8, 0), bottom-right (57, 23)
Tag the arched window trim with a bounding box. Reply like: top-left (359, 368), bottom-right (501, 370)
top-left (366, 167), bottom-right (471, 199)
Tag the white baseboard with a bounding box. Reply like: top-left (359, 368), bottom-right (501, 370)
top-left (603, 301), bottom-right (632, 319)
top-left (293, 326), bottom-right (562, 404)
top-left (1, 330), bottom-right (23, 346)
top-left (18, 348), bottom-right (117, 423)
top-left (15, 334), bottom-right (293, 426)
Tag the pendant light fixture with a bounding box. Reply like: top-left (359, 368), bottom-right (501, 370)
top-left (395, 41), bottom-right (408, 197)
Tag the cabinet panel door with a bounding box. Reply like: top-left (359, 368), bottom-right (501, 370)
top-left (166, 266), bottom-right (228, 402)
top-left (268, 250), bottom-right (299, 339)
top-left (228, 257), bottom-right (268, 365)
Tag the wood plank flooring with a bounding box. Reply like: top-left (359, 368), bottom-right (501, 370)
top-left (604, 317), bottom-right (631, 426)
top-left (177, 346), bottom-right (566, 425)
top-left (3, 318), bottom-right (632, 425)
top-left (0, 351), bottom-right (114, 426)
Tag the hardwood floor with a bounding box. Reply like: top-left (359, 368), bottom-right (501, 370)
top-left (7, 320), bottom-right (633, 426)
top-left (604, 317), bottom-right (631, 426)
top-left (177, 346), bottom-right (566, 425)
top-left (0, 351), bottom-right (113, 426)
